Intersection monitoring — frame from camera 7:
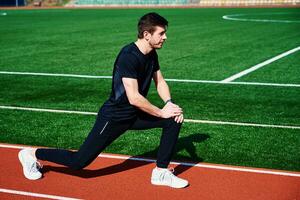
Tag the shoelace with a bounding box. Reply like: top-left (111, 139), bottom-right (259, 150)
top-left (159, 167), bottom-right (175, 182)
top-left (30, 161), bottom-right (43, 173)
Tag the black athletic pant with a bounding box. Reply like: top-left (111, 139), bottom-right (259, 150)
top-left (36, 112), bottom-right (182, 169)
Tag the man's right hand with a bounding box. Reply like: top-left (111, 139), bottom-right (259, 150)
top-left (160, 102), bottom-right (183, 118)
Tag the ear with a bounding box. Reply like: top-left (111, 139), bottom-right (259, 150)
top-left (143, 31), bottom-right (151, 41)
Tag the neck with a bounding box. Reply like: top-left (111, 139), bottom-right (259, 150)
top-left (135, 39), bottom-right (153, 55)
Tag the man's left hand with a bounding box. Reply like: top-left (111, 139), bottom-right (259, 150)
top-left (174, 114), bottom-right (184, 123)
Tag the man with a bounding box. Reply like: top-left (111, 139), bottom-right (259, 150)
top-left (18, 12), bottom-right (188, 189)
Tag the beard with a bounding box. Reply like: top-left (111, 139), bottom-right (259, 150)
top-left (149, 40), bottom-right (165, 49)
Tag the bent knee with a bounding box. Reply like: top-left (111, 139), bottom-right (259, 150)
top-left (167, 117), bottom-right (183, 124)
top-left (165, 117), bottom-right (183, 127)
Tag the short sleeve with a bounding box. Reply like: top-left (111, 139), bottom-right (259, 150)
top-left (116, 53), bottom-right (139, 79)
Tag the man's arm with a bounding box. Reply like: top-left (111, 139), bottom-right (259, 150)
top-left (153, 70), bottom-right (184, 123)
top-left (152, 70), bottom-right (171, 103)
top-left (122, 77), bottom-right (182, 119)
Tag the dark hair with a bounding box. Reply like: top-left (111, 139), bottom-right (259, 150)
top-left (137, 12), bottom-right (168, 39)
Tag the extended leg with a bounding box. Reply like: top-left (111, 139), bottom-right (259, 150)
top-left (36, 116), bottom-right (131, 170)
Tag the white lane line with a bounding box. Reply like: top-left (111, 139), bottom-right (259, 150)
top-left (0, 188), bottom-right (82, 200)
top-left (1, 71), bottom-right (300, 88)
top-left (1, 105), bottom-right (300, 130)
top-left (99, 154), bottom-right (300, 178)
top-left (0, 143), bottom-right (300, 178)
top-left (221, 46), bottom-right (300, 83)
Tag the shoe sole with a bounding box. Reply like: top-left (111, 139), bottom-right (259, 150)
top-left (151, 180), bottom-right (189, 189)
top-left (18, 151), bottom-right (42, 180)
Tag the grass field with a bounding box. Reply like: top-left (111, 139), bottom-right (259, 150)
top-left (0, 7), bottom-right (299, 171)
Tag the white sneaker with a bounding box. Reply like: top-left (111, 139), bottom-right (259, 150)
top-left (18, 149), bottom-right (42, 180)
top-left (151, 167), bottom-right (189, 188)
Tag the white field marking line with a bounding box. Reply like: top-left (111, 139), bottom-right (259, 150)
top-left (0, 143), bottom-right (300, 178)
top-left (0, 71), bottom-right (112, 79)
top-left (184, 119), bottom-right (300, 130)
top-left (1, 105), bottom-right (300, 130)
top-left (222, 13), bottom-right (300, 23)
top-left (1, 70), bottom-right (300, 88)
top-left (0, 188), bottom-right (82, 200)
top-left (221, 46), bottom-right (300, 83)
top-left (224, 81), bottom-right (300, 88)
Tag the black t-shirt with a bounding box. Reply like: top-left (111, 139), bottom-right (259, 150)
top-left (100, 42), bottom-right (160, 121)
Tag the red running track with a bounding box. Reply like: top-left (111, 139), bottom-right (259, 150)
top-left (0, 144), bottom-right (299, 200)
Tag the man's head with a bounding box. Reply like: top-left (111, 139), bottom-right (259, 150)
top-left (137, 12), bottom-right (168, 49)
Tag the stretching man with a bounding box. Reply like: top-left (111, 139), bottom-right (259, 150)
top-left (18, 12), bottom-right (188, 188)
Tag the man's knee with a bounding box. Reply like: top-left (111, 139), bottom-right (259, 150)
top-left (165, 117), bottom-right (183, 127)
top-left (162, 118), bottom-right (182, 137)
